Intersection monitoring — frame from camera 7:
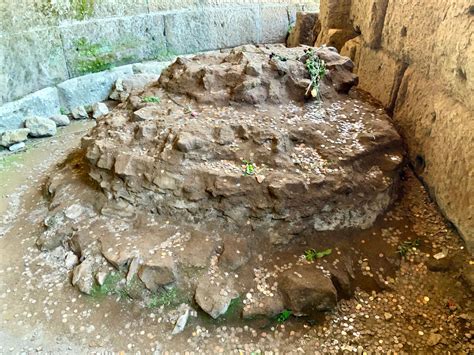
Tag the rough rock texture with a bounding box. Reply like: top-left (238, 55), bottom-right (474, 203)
top-left (57, 66), bottom-right (133, 110)
top-left (316, 0), bottom-right (474, 250)
top-left (49, 114), bottom-right (70, 127)
top-left (0, 128), bottom-right (30, 147)
top-left (72, 257), bottom-right (100, 295)
top-left (71, 107), bottom-right (89, 120)
top-left (38, 45), bottom-right (406, 319)
top-left (219, 237), bottom-right (250, 271)
top-left (0, 87), bottom-right (60, 133)
top-left (242, 294), bottom-right (285, 319)
top-left (393, 69), bottom-right (474, 245)
top-left (158, 45), bottom-right (357, 105)
top-left (340, 36), bottom-right (362, 72)
top-left (92, 103), bottom-right (109, 119)
top-left (194, 274), bottom-right (239, 319)
top-left (84, 46), bottom-right (402, 237)
top-left (287, 12), bottom-right (321, 48)
top-left (356, 46), bottom-right (404, 110)
top-left (138, 256), bottom-right (176, 291)
top-left (110, 74), bottom-right (160, 102)
top-left (278, 265), bottom-right (338, 315)
top-left (317, 28), bottom-right (358, 52)
top-left (25, 116), bottom-right (57, 137)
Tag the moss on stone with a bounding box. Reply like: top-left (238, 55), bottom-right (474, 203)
top-left (72, 0), bottom-right (96, 20)
top-left (73, 35), bottom-right (158, 75)
top-left (151, 48), bottom-right (178, 61)
top-left (33, 0), bottom-right (97, 21)
top-left (74, 37), bottom-right (115, 74)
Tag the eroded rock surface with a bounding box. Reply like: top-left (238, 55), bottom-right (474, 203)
top-left (278, 265), bottom-right (338, 315)
top-left (85, 45), bottom-right (402, 238)
top-left (158, 45), bottom-right (357, 105)
top-left (38, 44), bottom-right (405, 319)
top-left (25, 116), bottom-right (57, 137)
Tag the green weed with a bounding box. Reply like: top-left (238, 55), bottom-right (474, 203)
top-left (148, 287), bottom-right (185, 308)
top-left (90, 272), bottom-right (142, 301)
top-left (242, 160), bottom-right (256, 176)
top-left (90, 272), bottom-right (124, 298)
top-left (152, 48), bottom-right (178, 61)
top-left (224, 297), bottom-right (242, 318)
top-left (73, 0), bottom-right (95, 20)
top-left (304, 48), bottom-right (327, 99)
top-left (397, 239), bottom-right (421, 257)
top-left (142, 96), bottom-right (161, 103)
top-left (74, 37), bottom-right (114, 75)
top-left (276, 309), bottom-right (292, 323)
top-left (304, 248), bottom-right (332, 262)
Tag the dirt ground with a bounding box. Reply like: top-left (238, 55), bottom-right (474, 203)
top-left (0, 120), bottom-right (472, 354)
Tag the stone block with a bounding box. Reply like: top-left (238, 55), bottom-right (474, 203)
top-left (318, 0), bottom-right (351, 30)
top-left (287, 4), bottom-right (305, 24)
top-left (60, 14), bottom-right (166, 77)
top-left (0, 129), bottom-right (29, 148)
top-left (340, 36), bottom-right (362, 71)
top-left (357, 46), bottom-right (405, 110)
top-left (0, 1), bottom-right (59, 34)
top-left (260, 5), bottom-right (290, 43)
top-left (0, 28), bottom-right (68, 105)
top-left (57, 65), bottom-right (133, 109)
top-left (430, 1), bottom-right (474, 112)
top-left (350, 0), bottom-right (389, 48)
top-left (164, 7), bottom-right (260, 54)
top-left (0, 87), bottom-right (60, 133)
top-left (132, 61), bottom-right (173, 75)
top-left (381, 0), bottom-right (446, 73)
top-left (148, 0), bottom-right (197, 11)
top-left (82, 0), bottom-right (148, 18)
top-left (393, 68), bottom-right (474, 251)
top-left (287, 11), bottom-right (320, 47)
top-left (316, 28), bottom-right (358, 51)
top-left (25, 116), bottom-right (57, 137)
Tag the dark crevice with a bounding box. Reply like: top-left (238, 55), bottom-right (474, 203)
top-left (387, 62), bottom-right (409, 115)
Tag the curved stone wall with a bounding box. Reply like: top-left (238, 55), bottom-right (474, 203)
top-left (0, 0), bottom-right (319, 107)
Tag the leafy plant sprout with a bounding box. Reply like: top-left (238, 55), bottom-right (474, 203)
top-left (242, 160), bottom-right (257, 176)
top-left (147, 287), bottom-right (185, 309)
top-left (74, 37), bottom-right (114, 74)
top-left (304, 248), bottom-right (332, 262)
top-left (304, 48), bottom-right (327, 100)
top-left (90, 272), bottom-right (126, 299)
top-left (276, 309), bottom-right (292, 323)
top-left (142, 96), bottom-right (161, 103)
top-left (397, 239), bottom-right (421, 257)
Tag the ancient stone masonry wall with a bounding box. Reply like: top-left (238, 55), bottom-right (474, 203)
top-left (0, 0), bottom-right (319, 107)
top-left (317, 0), bottom-right (474, 250)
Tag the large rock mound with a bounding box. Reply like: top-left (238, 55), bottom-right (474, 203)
top-left (39, 45), bottom-right (406, 320)
top-left (84, 45), bottom-right (402, 239)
